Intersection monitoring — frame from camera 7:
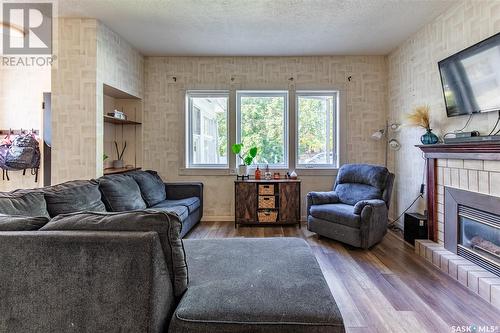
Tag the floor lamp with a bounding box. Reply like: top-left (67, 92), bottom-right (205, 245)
top-left (371, 122), bottom-right (401, 167)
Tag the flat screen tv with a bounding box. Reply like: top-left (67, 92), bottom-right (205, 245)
top-left (438, 32), bottom-right (500, 117)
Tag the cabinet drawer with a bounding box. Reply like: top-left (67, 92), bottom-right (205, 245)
top-left (258, 195), bottom-right (276, 208)
top-left (258, 210), bottom-right (278, 223)
top-left (258, 184), bottom-right (274, 195)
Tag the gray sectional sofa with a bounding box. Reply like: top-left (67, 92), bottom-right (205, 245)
top-left (0, 170), bottom-right (345, 333)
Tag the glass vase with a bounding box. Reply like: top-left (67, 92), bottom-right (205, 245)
top-left (420, 128), bottom-right (439, 145)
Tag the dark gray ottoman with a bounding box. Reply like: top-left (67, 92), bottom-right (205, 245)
top-left (171, 238), bottom-right (345, 333)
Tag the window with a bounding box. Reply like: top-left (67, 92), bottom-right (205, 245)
top-left (237, 91), bottom-right (288, 167)
top-left (296, 91), bottom-right (338, 168)
top-left (186, 91), bottom-right (228, 168)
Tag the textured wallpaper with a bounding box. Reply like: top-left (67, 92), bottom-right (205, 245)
top-left (388, 0), bottom-right (500, 221)
top-left (51, 18), bottom-right (98, 184)
top-left (143, 56), bottom-right (388, 219)
top-left (51, 19), bottom-right (144, 184)
top-left (96, 22), bottom-right (144, 175)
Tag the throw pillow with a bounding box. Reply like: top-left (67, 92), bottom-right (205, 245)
top-left (43, 180), bottom-right (107, 217)
top-left (0, 191), bottom-right (49, 218)
top-left (128, 170), bottom-right (166, 207)
top-left (98, 174), bottom-right (147, 211)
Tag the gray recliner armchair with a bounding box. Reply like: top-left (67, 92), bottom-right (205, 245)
top-left (307, 163), bottom-right (395, 249)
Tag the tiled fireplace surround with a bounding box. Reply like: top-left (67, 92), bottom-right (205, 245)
top-left (415, 143), bottom-right (500, 310)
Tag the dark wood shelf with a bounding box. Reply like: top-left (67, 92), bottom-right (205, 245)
top-left (416, 142), bottom-right (500, 160)
top-left (103, 167), bottom-right (141, 175)
top-left (104, 115), bottom-right (141, 125)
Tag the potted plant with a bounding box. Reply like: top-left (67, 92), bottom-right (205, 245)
top-left (232, 143), bottom-right (258, 176)
top-left (113, 141), bottom-right (127, 168)
top-left (103, 153), bottom-right (112, 169)
top-left (406, 105), bottom-right (439, 144)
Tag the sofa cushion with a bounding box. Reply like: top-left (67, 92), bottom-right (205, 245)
top-left (148, 205), bottom-right (188, 222)
top-left (151, 197), bottom-right (200, 214)
top-left (0, 214), bottom-right (49, 231)
top-left (40, 210), bottom-right (188, 298)
top-left (128, 170), bottom-right (166, 207)
top-left (99, 174), bottom-right (147, 211)
top-left (42, 180), bottom-right (106, 217)
top-left (0, 191), bottom-right (49, 218)
top-left (171, 238), bottom-right (344, 333)
top-left (310, 203), bottom-right (360, 228)
top-left (335, 183), bottom-right (381, 206)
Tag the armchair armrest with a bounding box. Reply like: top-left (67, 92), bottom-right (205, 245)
top-left (307, 191), bottom-right (339, 205)
top-left (164, 182), bottom-right (203, 201)
top-left (356, 200), bottom-right (388, 249)
top-left (307, 191), bottom-right (339, 217)
top-left (353, 199), bottom-right (386, 215)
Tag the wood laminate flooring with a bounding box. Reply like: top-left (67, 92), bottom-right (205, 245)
top-left (186, 221), bottom-right (500, 333)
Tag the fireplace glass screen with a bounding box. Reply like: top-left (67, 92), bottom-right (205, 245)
top-left (459, 215), bottom-right (500, 268)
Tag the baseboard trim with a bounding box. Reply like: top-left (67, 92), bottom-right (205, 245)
top-left (201, 216), bottom-right (234, 222)
top-left (201, 216), bottom-right (308, 223)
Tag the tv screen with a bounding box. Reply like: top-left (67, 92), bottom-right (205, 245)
top-left (438, 32), bottom-right (500, 117)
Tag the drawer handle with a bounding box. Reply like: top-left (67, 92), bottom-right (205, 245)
top-left (264, 198), bottom-right (270, 201)
top-left (263, 185), bottom-right (269, 188)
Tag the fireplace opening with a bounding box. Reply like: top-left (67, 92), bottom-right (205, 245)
top-left (458, 206), bottom-right (500, 276)
top-left (445, 187), bottom-right (500, 277)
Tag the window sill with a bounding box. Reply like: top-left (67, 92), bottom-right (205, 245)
top-left (178, 168), bottom-right (232, 176)
top-left (293, 168), bottom-right (339, 176)
top-left (178, 167), bottom-right (339, 177)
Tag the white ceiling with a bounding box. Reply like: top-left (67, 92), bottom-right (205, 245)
top-left (57, 0), bottom-right (455, 56)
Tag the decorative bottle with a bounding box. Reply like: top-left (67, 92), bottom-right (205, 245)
top-left (255, 166), bottom-right (261, 180)
top-left (264, 164), bottom-right (272, 180)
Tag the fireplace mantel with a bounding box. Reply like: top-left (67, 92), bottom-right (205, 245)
top-left (417, 142), bottom-right (500, 160)
top-left (417, 142), bottom-right (500, 242)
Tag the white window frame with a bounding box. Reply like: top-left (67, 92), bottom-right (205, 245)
top-left (236, 90), bottom-right (289, 169)
top-left (295, 90), bottom-right (339, 169)
top-left (186, 90), bottom-right (229, 169)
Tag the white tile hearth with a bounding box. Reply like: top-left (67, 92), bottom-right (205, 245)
top-left (415, 240), bottom-right (500, 311)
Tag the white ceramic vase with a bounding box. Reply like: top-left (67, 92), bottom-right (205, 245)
top-left (237, 164), bottom-right (248, 176)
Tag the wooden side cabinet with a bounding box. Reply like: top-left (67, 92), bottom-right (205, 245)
top-left (234, 179), bottom-right (301, 227)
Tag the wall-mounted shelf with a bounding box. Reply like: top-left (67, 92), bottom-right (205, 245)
top-left (102, 84), bottom-right (143, 176)
top-left (104, 115), bottom-right (141, 125)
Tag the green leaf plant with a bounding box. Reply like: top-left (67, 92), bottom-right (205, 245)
top-left (231, 143), bottom-right (258, 166)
